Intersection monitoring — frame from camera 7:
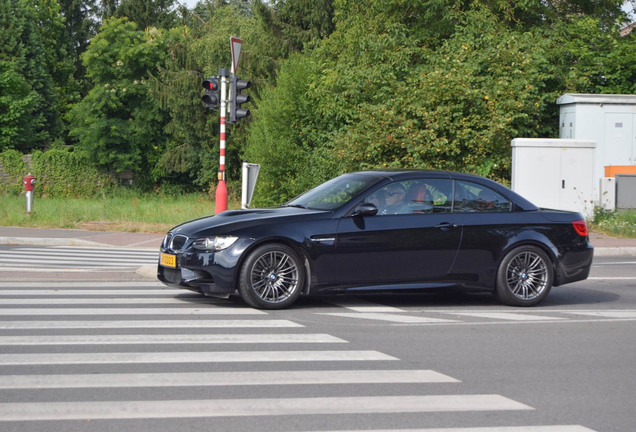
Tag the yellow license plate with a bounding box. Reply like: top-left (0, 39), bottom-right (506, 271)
top-left (160, 253), bottom-right (177, 268)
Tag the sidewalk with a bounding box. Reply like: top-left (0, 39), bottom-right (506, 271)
top-left (0, 225), bottom-right (635, 256)
top-left (0, 226), bottom-right (164, 249)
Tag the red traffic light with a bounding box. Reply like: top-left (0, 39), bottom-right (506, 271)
top-left (202, 78), bottom-right (219, 90)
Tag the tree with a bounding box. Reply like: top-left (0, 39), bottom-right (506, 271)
top-left (245, 0), bottom-right (636, 204)
top-left (0, 0), bottom-right (73, 151)
top-left (68, 18), bottom-right (168, 182)
top-left (59, 0), bottom-right (98, 94)
top-left (152, 0), bottom-right (288, 191)
top-left (271, 0), bottom-right (335, 51)
top-left (100, 0), bottom-right (178, 29)
top-left (0, 62), bottom-right (39, 151)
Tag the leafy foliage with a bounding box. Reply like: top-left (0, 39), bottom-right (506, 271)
top-left (68, 18), bottom-right (169, 184)
top-left (31, 149), bottom-right (113, 197)
top-left (1, 0), bottom-right (635, 202)
top-left (0, 149), bottom-right (28, 196)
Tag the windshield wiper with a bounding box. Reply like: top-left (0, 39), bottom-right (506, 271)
top-left (283, 204), bottom-right (307, 209)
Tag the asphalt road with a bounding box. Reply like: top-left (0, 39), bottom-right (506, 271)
top-left (0, 250), bottom-right (634, 432)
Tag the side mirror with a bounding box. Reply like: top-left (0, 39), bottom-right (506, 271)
top-left (351, 202), bottom-right (378, 217)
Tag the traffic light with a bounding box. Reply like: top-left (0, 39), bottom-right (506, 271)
top-left (229, 75), bottom-right (251, 123)
top-left (201, 77), bottom-right (220, 110)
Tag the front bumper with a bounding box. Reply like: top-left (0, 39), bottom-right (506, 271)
top-left (156, 234), bottom-right (251, 297)
top-left (157, 265), bottom-right (234, 297)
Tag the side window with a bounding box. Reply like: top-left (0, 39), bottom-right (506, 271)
top-left (364, 179), bottom-right (453, 215)
top-left (452, 181), bottom-right (511, 213)
top-left (365, 181), bottom-right (408, 215)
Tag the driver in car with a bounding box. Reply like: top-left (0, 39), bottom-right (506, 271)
top-left (380, 183), bottom-right (406, 215)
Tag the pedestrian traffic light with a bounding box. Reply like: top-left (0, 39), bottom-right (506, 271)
top-left (202, 77), bottom-right (220, 110)
top-left (229, 75), bottom-right (251, 123)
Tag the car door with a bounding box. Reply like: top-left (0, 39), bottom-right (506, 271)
top-left (449, 180), bottom-right (516, 284)
top-left (333, 179), bottom-right (463, 288)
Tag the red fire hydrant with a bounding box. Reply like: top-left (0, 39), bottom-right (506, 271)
top-left (23, 173), bottom-right (36, 213)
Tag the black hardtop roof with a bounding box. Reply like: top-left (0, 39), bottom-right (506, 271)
top-left (349, 169), bottom-right (539, 211)
top-left (352, 169), bottom-right (488, 181)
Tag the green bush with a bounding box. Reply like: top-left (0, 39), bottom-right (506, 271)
top-left (30, 149), bottom-right (114, 198)
top-left (0, 150), bottom-right (28, 196)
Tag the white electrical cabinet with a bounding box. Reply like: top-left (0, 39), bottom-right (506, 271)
top-left (557, 93), bottom-right (636, 206)
top-left (511, 138), bottom-right (596, 219)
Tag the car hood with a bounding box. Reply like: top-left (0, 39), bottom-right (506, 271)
top-left (168, 207), bottom-right (330, 237)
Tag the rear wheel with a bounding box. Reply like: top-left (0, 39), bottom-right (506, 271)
top-left (238, 243), bottom-right (304, 309)
top-left (496, 246), bottom-right (553, 306)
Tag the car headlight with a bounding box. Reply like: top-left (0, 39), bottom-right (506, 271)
top-left (192, 236), bottom-right (239, 251)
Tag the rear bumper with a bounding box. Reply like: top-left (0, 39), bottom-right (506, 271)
top-left (555, 243), bottom-right (594, 286)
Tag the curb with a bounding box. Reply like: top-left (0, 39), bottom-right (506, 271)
top-left (593, 247), bottom-right (636, 257)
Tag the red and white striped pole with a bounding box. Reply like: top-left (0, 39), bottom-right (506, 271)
top-left (215, 68), bottom-right (230, 214)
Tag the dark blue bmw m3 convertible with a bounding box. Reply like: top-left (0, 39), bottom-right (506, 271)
top-left (158, 170), bottom-right (593, 309)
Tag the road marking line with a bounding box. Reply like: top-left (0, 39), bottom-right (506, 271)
top-left (0, 281), bottom-right (163, 288)
top-left (1, 247), bottom-right (157, 255)
top-left (0, 350), bottom-right (397, 365)
top-left (564, 311), bottom-right (636, 318)
top-left (0, 320), bottom-right (303, 329)
top-left (319, 312), bottom-right (458, 323)
top-left (0, 369), bottom-right (458, 389)
top-left (0, 297), bottom-right (237, 305)
top-left (327, 299), bottom-right (407, 313)
top-left (0, 333), bottom-right (346, 346)
top-left (299, 426), bottom-right (597, 432)
top-left (0, 307), bottom-right (262, 315)
top-left (587, 277), bottom-right (636, 280)
top-left (0, 267), bottom-right (146, 272)
top-left (0, 289), bottom-right (179, 296)
top-left (0, 395), bottom-right (531, 420)
top-left (450, 312), bottom-right (566, 321)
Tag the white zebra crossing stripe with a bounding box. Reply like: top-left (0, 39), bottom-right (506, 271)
top-left (0, 350), bottom-right (398, 365)
top-left (320, 312), bottom-right (458, 323)
top-left (327, 299), bottom-right (407, 313)
top-left (0, 297), bottom-right (246, 305)
top-left (565, 311), bottom-right (636, 318)
top-left (0, 369), bottom-right (459, 389)
top-left (299, 426), bottom-right (597, 432)
top-left (450, 312), bottom-right (566, 321)
top-left (0, 281), bottom-right (162, 288)
top-left (0, 333), bottom-right (346, 345)
top-left (0, 246), bottom-right (157, 268)
top-left (0, 307), bottom-right (259, 315)
top-left (0, 395), bottom-right (532, 421)
top-left (0, 319), bottom-right (303, 329)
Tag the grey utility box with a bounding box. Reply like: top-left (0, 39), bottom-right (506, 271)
top-left (616, 175), bottom-right (636, 210)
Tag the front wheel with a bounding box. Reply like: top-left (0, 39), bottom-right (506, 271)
top-left (238, 243), bottom-right (305, 309)
top-left (496, 246), bottom-right (554, 306)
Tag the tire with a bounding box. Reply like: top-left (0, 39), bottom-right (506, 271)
top-left (496, 245), bottom-right (554, 306)
top-left (238, 243), bottom-right (305, 309)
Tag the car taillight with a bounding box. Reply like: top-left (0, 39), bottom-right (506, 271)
top-left (573, 220), bottom-right (588, 237)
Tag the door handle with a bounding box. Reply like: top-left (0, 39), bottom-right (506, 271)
top-left (435, 222), bottom-right (458, 231)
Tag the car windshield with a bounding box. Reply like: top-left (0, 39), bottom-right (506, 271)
top-left (284, 173), bottom-right (380, 210)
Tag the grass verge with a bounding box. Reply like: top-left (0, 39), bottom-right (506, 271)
top-left (591, 209), bottom-right (636, 238)
top-left (0, 194), bottom-right (235, 233)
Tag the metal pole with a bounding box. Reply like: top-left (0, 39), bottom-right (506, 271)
top-left (26, 191), bottom-right (33, 213)
top-left (241, 160), bottom-right (248, 209)
top-left (215, 68), bottom-right (230, 214)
